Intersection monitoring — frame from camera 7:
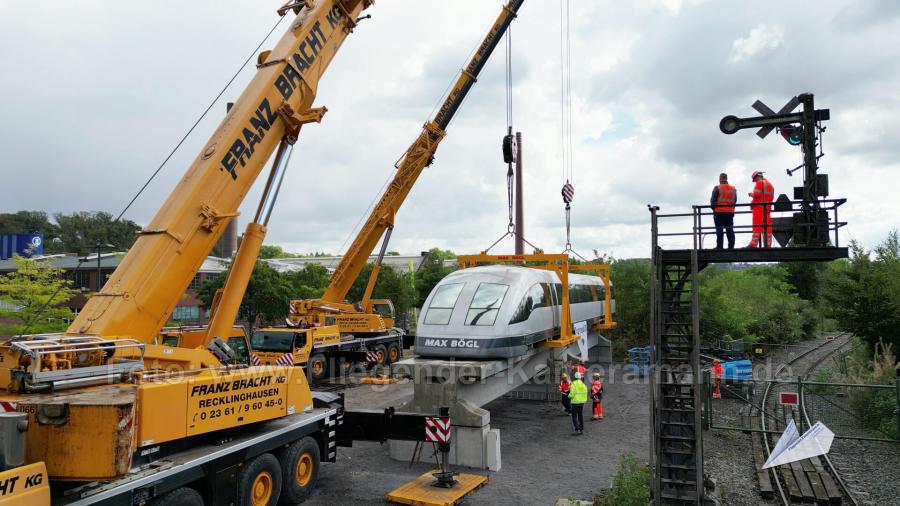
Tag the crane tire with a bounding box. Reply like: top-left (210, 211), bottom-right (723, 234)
top-left (387, 342), bottom-right (401, 364)
top-left (279, 436), bottom-right (321, 504)
top-left (150, 487), bottom-right (203, 506)
top-left (308, 353), bottom-right (328, 382)
top-left (237, 453), bottom-right (282, 506)
top-left (373, 344), bottom-right (388, 365)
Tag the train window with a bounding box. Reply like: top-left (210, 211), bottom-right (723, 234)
top-left (424, 283), bottom-right (464, 325)
top-left (553, 283), bottom-right (563, 306)
top-left (509, 284), bottom-right (550, 324)
top-left (465, 283), bottom-right (509, 326)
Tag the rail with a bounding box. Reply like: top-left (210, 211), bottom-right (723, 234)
top-left (758, 334), bottom-right (859, 506)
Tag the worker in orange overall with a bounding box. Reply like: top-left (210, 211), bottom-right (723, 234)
top-left (558, 372), bottom-right (571, 414)
top-left (571, 360), bottom-right (586, 379)
top-left (747, 171), bottom-right (775, 248)
top-left (590, 371), bottom-right (604, 420)
top-left (711, 359), bottom-right (724, 399)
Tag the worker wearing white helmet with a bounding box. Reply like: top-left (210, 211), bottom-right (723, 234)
top-left (568, 371), bottom-right (588, 435)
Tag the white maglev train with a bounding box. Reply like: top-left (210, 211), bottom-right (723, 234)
top-left (415, 265), bottom-right (615, 359)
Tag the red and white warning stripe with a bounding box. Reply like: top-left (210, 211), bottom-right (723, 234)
top-left (424, 416), bottom-right (451, 443)
top-left (366, 351), bottom-right (380, 363)
top-left (0, 401), bottom-right (16, 413)
top-left (276, 353), bottom-right (294, 366)
top-left (250, 354), bottom-right (261, 366)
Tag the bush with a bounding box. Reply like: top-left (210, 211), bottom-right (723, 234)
top-left (595, 453), bottom-right (649, 506)
top-left (843, 339), bottom-right (898, 439)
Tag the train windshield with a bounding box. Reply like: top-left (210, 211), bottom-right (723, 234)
top-left (424, 282), bottom-right (464, 325)
top-left (465, 283), bottom-right (509, 326)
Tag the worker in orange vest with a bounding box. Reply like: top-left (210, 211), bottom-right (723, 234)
top-left (710, 172), bottom-right (737, 249)
top-left (590, 371), bottom-right (604, 420)
top-left (747, 171), bottom-right (775, 248)
top-left (711, 359), bottom-right (724, 399)
top-left (558, 372), bottom-right (571, 414)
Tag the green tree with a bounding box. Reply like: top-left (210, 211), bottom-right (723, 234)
top-left (347, 263), bottom-right (416, 316)
top-left (49, 211), bottom-right (140, 254)
top-left (284, 264), bottom-right (331, 299)
top-left (258, 245), bottom-right (300, 259)
top-left (822, 233), bottom-right (900, 352)
top-left (0, 211), bottom-right (55, 236)
top-left (197, 261), bottom-right (293, 333)
top-left (415, 248), bottom-right (456, 306)
top-left (605, 258), bottom-right (652, 357)
top-left (699, 265), bottom-right (817, 345)
top-left (0, 255), bottom-right (76, 336)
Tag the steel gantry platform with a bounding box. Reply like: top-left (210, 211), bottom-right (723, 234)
top-left (648, 199), bottom-right (848, 505)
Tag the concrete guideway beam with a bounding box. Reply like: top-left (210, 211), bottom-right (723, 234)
top-left (390, 332), bottom-right (608, 469)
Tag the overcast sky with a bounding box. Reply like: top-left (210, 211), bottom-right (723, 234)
top-left (1, 0), bottom-right (898, 259)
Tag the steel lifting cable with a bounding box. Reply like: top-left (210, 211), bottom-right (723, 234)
top-left (559, 0), bottom-right (577, 254)
top-left (16, 13), bottom-right (287, 339)
top-left (505, 26), bottom-right (516, 235)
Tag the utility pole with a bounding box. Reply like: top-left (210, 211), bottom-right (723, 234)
top-left (514, 131), bottom-right (524, 255)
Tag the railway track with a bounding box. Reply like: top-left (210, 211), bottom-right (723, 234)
top-left (756, 332), bottom-right (858, 505)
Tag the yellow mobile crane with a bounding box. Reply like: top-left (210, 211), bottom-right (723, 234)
top-left (0, 2), bottom-right (439, 505)
top-left (254, 0), bottom-right (526, 376)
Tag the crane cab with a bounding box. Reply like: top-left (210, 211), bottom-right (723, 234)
top-left (155, 326), bottom-right (251, 365)
top-left (362, 299), bottom-right (395, 328)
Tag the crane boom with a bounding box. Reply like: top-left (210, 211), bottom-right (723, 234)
top-left (320, 0), bottom-right (524, 304)
top-left (67, 0), bottom-right (373, 343)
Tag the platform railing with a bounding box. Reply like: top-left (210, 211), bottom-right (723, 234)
top-left (653, 198), bottom-right (847, 250)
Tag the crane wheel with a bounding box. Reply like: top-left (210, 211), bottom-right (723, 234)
top-left (149, 486), bottom-right (203, 506)
top-left (237, 453), bottom-right (282, 506)
top-left (387, 342), bottom-right (401, 364)
top-left (373, 344), bottom-right (388, 365)
top-left (278, 436), bottom-right (321, 504)
top-left (308, 353), bottom-right (328, 382)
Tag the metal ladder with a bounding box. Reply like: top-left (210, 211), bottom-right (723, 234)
top-left (650, 209), bottom-right (706, 504)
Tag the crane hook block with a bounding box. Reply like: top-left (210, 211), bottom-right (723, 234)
top-left (502, 133), bottom-right (517, 164)
top-left (562, 182), bottom-right (574, 204)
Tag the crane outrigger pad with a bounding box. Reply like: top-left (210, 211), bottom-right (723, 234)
top-left (386, 470), bottom-right (488, 506)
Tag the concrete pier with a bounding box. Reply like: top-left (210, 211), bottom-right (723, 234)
top-left (390, 332), bottom-right (608, 469)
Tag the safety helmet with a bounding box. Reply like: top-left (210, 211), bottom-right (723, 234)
top-left (751, 170), bottom-right (764, 180)
top-left (592, 372), bottom-right (601, 378)
top-left (713, 358), bottom-right (721, 365)
top-left (561, 372), bottom-right (569, 379)
top-left (574, 372), bottom-right (583, 379)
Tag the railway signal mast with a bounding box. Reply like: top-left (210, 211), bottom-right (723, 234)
top-left (719, 93), bottom-right (832, 247)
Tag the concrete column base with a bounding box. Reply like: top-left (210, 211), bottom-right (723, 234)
top-left (389, 425), bottom-right (501, 471)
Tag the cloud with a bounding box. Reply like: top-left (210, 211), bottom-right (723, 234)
top-left (0, 0), bottom-right (897, 262)
top-left (730, 23), bottom-right (785, 63)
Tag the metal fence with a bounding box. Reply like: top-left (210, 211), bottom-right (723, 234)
top-left (703, 374), bottom-right (900, 443)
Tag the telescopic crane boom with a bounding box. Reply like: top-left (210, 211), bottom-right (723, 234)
top-left (290, 0), bottom-right (524, 331)
top-left (67, 0), bottom-right (373, 345)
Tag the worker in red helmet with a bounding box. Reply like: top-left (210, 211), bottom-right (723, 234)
top-left (712, 359), bottom-right (724, 399)
top-left (571, 359), bottom-right (586, 378)
top-left (747, 171), bottom-right (774, 248)
top-left (590, 371), bottom-right (604, 420)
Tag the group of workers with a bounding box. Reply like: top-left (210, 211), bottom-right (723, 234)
top-left (710, 170), bottom-right (775, 249)
top-left (557, 361), bottom-right (603, 435)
